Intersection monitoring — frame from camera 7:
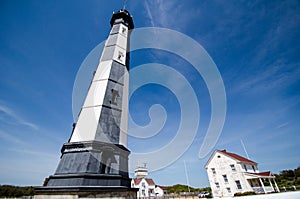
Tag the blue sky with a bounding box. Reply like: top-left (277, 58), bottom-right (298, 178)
top-left (0, 0), bottom-right (299, 188)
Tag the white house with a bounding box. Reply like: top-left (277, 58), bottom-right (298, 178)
top-left (205, 149), bottom-right (280, 198)
top-left (131, 177), bottom-right (156, 197)
top-left (131, 166), bottom-right (167, 197)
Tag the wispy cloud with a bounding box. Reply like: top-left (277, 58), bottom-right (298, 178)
top-left (0, 103), bottom-right (38, 130)
top-left (0, 129), bottom-right (25, 144)
top-left (10, 148), bottom-right (57, 159)
top-left (232, 62), bottom-right (300, 95)
top-left (142, 0), bottom-right (192, 30)
top-left (229, 1), bottom-right (300, 95)
top-left (275, 122), bottom-right (289, 129)
top-left (144, 1), bottom-right (154, 27)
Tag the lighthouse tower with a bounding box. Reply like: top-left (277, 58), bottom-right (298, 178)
top-left (35, 9), bottom-right (137, 197)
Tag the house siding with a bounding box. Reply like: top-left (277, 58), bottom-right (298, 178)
top-left (206, 151), bottom-right (255, 197)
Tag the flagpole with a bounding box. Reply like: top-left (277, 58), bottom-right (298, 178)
top-left (184, 160), bottom-right (191, 193)
top-left (241, 139), bottom-right (250, 159)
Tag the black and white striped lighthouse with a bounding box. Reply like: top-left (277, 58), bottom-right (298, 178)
top-left (35, 9), bottom-right (137, 198)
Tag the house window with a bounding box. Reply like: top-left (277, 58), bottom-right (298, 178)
top-left (142, 182), bottom-right (145, 188)
top-left (215, 182), bottom-right (220, 189)
top-left (223, 175), bottom-right (228, 183)
top-left (235, 180), bottom-right (242, 189)
top-left (211, 168), bottom-right (216, 174)
top-left (252, 165), bottom-right (256, 172)
top-left (244, 164), bottom-right (248, 171)
top-left (142, 189), bottom-right (145, 196)
top-left (230, 164), bottom-right (236, 171)
top-left (227, 187), bottom-right (231, 193)
top-left (217, 155), bottom-right (221, 158)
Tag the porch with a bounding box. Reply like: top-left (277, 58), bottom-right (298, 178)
top-left (245, 171), bottom-right (280, 194)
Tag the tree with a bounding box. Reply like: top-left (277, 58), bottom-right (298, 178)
top-left (280, 170), bottom-right (295, 178)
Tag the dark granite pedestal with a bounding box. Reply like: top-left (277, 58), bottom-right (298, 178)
top-left (34, 186), bottom-right (138, 199)
top-left (34, 141), bottom-right (137, 198)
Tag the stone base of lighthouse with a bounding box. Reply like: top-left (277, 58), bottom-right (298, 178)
top-left (34, 141), bottom-right (137, 198)
top-left (34, 188), bottom-right (137, 199)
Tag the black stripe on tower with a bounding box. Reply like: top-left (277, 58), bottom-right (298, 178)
top-left (110, 9), bottom-right (134, 30)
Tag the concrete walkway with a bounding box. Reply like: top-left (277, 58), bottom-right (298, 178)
top-left (235, 191), bottom-right (300, 199)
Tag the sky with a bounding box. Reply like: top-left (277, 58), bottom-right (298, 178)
top-left (0, 0), bottom-right (299, 188)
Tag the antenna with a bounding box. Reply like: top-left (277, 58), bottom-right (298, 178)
top-left (240, 139), bottom-right (250, 159)
top-left (123, 0), bottom-right (127, 10)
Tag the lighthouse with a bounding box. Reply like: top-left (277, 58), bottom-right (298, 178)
top-left (35, 9), bottom-right (137, 198)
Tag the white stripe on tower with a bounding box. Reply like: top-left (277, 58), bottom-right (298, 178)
top-left (70, 18), bottom-right (130, 147)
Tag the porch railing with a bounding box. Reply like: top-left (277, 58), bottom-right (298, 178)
top-left (252, 186), bottom-right (274, 193)
top-left (265, 186), bottom-right (275, 193)
top-left (252, 187), bottom-right (264, 194)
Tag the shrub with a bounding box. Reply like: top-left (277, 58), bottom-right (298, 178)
top-left (234, 191), bottom-right (255, 196)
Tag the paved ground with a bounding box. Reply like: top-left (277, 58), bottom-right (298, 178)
top-left (1, 192), bottom-right (300, 199)
top-left (236, 191), bottom-right (300, 199)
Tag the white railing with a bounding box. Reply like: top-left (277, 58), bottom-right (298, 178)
top-left (252, 186), bottom-right (274, 193)
top-left (265, 186), bottom-right (275, 193)
top-left (252, 186), bottom-right (264, 194)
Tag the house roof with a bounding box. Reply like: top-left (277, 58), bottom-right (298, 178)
top-left (132, 178), bottom-right (155, 185)
top-left (219, 149), bottom-right (257, 165)
top-left (245, 171), bottom-right (275, 179)
top-left (205, 149), bottom-right (257, 168)
top-left (146, 178), bottom-right (155, 185)
top-left (133, 178), bottom-right (142, 185)
top-left (247, 171), bottom-right (272, 177)
top-left (156, 185), bottom-right (168, 190)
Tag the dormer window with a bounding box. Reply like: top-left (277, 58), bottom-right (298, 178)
top-left (244, 164), bottom-right (248, 171)
top-left (252, 165), bottom-right (256, 172)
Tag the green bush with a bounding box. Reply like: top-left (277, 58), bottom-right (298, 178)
top-left (0, 185), bottom-right (34, 197)
top-left (234, 191), bottom-right (256, 196)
